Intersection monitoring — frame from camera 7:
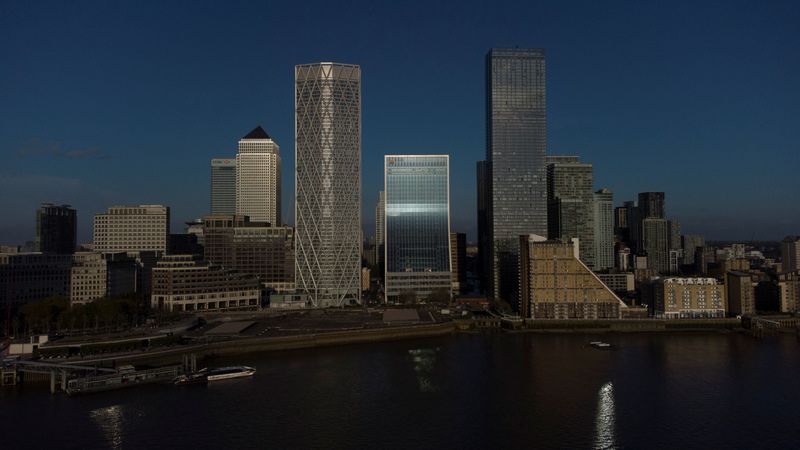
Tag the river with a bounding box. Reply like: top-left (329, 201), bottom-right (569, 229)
top-left (1, 332), bottom-right (798, 449)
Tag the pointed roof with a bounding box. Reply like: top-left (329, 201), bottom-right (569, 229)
top-left (242, 126), bottom-right (271, 140)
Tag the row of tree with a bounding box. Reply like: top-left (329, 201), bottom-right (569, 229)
top-left (12, 294), bottom-right (151, 336)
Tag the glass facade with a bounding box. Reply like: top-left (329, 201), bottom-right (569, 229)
top-left (384, 155), bottom-right (451, 301)
top-left (485, 48), bottom-right (547, 308)
top-left (211, 159), bottom-right (236, 215)
top-left (295, 63), bottom-right (362, 307)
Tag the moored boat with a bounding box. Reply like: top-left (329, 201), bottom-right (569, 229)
top-left (206, 366), bottom-right (256, 381)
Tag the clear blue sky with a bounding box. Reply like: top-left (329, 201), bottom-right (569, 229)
top-left (1, 0), bottom-right (798, 245)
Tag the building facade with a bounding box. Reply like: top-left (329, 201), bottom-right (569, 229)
top-left (518, 235), bottom-right (626, 319)
top-left (0, 253), bottom-right (73, 306)
top-left (641, 217), bottom-right (669, 274)
top-left (36, 203), bottom-right (76, 254)
top-left (211, 158), bottom-right (236, 215)
top-left (450, 232), bottom-right (467, 295)
top-left (151, 255), bottom-right (261, 312)
top-left (69, 252), bottom-right (137, 305)
top-left (384, 155), bottom-right (451, 302)
top-left (781, 236), bottom-right (800, 273)
top-left (593, 188), bottom-right (614, 270)
top-left (726, 271), bottom-right (755, 316)
top-left (93, 205), bottom-right (170, 253)
top-left (596, 272), bottom-right (635, 293)
top-left (375, 191), bottom-right (385, 279)
top-left (778, 271), bottom-right (799, 313)
top-left (546, 156), bottom-right (595, 268)
top-left (202, 215), bottom-right (294, 292)
top-left (235, 126), bottom-right (281, 225)
top-left (486, 48), bottom-right (548, 309)
top-left (651, 277), bottom-right (726, 318)
top-left (682, 234), bottom-right (705, 267)
top-left (295, 62), bottom-right (362, 307)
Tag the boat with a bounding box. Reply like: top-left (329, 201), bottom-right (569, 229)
top-left (589, 341), bottom-right (613, 349)
top-left (206, 366), bottom-right (256, 381)
top-left (174, 368), bottom-right (209, 385)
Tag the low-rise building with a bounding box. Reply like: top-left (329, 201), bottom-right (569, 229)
top-left (519, 235), bottom-right (627, 319)
top-left (93, 205), bottom-right (170, 253)
top-left (70, 252), bottom-right (137, 304)
top-left (652, 277), bottom-right (726, 318)
top-left (151, 255), bottom-right (261, 312)
top-left (0, 253), bottom-right (73, 306)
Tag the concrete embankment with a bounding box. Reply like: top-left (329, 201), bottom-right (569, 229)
top-left (503, 318), bottom-right (743, 333)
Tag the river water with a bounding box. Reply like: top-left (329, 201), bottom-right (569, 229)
top-left (2, 332), bottom-right (798, 449)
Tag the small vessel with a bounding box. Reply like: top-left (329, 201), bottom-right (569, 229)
top-left (206, 366), bottom-right (256, 381)
top-left (174, 368), bottom-right (209, 385)
top-left (589, 341), bottom-right (613, 349)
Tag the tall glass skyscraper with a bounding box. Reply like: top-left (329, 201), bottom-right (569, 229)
top-left (384, 155), bottom-right (451, 303)
top-left (295, 63), bottom-right (362, 307)
top-left (210, 158), bottom-right (236, 215)
top-left (485, 48), bottom-right (547, 310)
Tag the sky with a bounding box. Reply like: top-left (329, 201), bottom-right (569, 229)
top-left (1, 0), bottom-right (799, 245)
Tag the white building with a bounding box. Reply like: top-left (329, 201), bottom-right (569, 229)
top-left (93, 205), bottom-right (170, 253)
top-left (236, 127), bottom-right (281, 225)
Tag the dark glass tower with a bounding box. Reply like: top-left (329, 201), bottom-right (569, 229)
top-left (485, 48), bottom-right (547, 309)
top-left (36, 203), bottom-right (76, 254)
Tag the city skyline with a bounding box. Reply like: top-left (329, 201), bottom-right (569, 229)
top-left (2, 1), bottom-right (799, 245)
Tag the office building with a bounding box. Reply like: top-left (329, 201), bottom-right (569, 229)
top-left (485, 48), bottom-right (547, 309)
top-left (384, 155), bottom-right (451, 303)
top-left (546, 156), bottom-right (595, 268)
top-left (93, 205), bottom-right (170, 253)
top-left (668, 220), bottom-right (681, 250)
top-left (518, 235), bottom-right (626, 319)
top-left (236, 126), bottom-right (281, 225)
top-left (476, 160), bottom-right (490, 294)
top-left (203, 215), bottom-right (295, 293)
top-left (781, 236), bottom-right (800, 273)
top-left (295, 62), bottom-right (362, 307)
top-left (641, 217), bottom-right (669, 274)
top-left (210, 158), bottom-right (236, 215)
top-left (593, 189), bottom-right (614, 270)
top-left (151, 255), bottom-right (261, 312)
top-left (726, 271), bottom-right (755, 316)
top-left (451, 232), bottom-right (467, 295)
top-left (682, 235), bottom-right (705, 267)
top-left (36, 203), bottom-right (76, 254)
top-left (70, 252), bottom-right (136, 304)
top-left (638, 192), bottom-right (665, 219)
top-left (651, 277), bottom-right (726, 318)
top-left (376, 191), bottom-right (385, 279)
top-left (0, 253), bottom-right (73, 306)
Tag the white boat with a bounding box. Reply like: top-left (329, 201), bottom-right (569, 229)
top-left (206, 366), bottom-right (256, 381)
top-left (590, 341), bottom-right (612, 348)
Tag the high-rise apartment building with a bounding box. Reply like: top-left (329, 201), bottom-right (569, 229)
top-left (36, 203), bottom-right (76, 254)
top-left (236, 126), bottom-right (281, 225)
top-left (211, 158), bottom-right (236, 215)
top-left (518, 235), bottom-right (626, 319)
top-left (384, 155), bottom-right (451, 302)
top-left (93, 205), bottom-right (170, 253)
top-left (593, 189), bottom-right (614, 270)
top-left (485, 48), bottom-right (547, 309)
top-left (295, 63), bottom-right (362, 307)
top-left (641, 217), bottom-right (669, 274)
top-left (781, 236), bottom-right (800, 273)
top-left (546, 155), bottom-right (595, 268)
top-left (638, 192), bottom-right (665, 219)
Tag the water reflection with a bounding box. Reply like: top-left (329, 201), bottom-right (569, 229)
top-left (594, 382), bottom-right (616, 449)
top-left (408, 347), bottom-right (439, 392)
top-left (90, 404), bottom-right (124, 449)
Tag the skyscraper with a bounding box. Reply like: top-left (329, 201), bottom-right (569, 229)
top-left (236, 126), bottom-right (281, 225)
top-left (546, 155), bottom-right (595, 268)
top-left (593, 188), bottom-right (614, 270)
top-left (781, 236), bottom-right (800, 273)
top-left (295, 63), bottom-right (362, 307)
top-left (476, 160), bottom-right (490, 294)
top-left (375, 191), bottom-right (385, 281)
top-left (211, 158), bottom-right (236, 215)
top-left (485, 48), bottom-right (547, 309)
top-left (638, 192), bottom-right (665, 219)
top-left (36, 203), bottom-right (76, 254)
top-left (384, 155), bottom-right (451, 303)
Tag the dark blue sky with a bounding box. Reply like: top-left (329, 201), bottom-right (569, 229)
top-left (1, 0), bottom-right (798, 244)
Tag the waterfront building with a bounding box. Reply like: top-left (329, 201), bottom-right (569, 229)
top-left (70, 252), bottom-right (136, 304)
top-left (384, 155), bottom-right (451, 303)
top-left (93, 205), bottom-right (170, 253)
top-left (651, 277), bottom-right (726, 318)
top-left (781, 236), bottom-right (800, 273)
top-left (211, 158), bottom-right (236, 215)
top-left (0, 253), bottom-right (73, 306)
top-left (778, 271), bottom-right (799, 313)
top-left (236, 127), bottom-right (281, 225)
top-left (682, 234), bottom-right (705, 267)
top-left (295, 62), bottom-right (362, 307)
top-left (485, 48), bottom-right (547, 310)
top-left (546, 156), bottom-right (595, 269)
top-left (726, 271), bottom-right (755, 316)
top-left (203, 215), bottom-right (294, 292)
top-left (451, 232), bottom-right (467, 295)
top-left (36, 203), bottom-right (76, 254)
top-left (593, 189), bottom-right (614, 271)
top-left (596, 272), bottom-right (635, 293)
top-left (518, 235), bottom-right (626, 319)
top-left (151, 255), bottom-right (261, 312)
